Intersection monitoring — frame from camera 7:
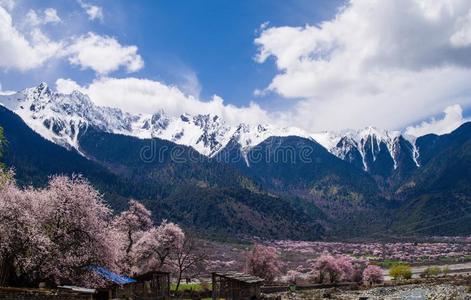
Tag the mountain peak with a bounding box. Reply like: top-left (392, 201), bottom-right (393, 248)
top-left (37, 81), bottom-right (49, 91)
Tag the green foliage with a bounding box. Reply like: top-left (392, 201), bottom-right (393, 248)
top-left (421, 266), bottom-right (441, 278)
top-left (389, 264), bottom-right (412, 280)
top-left (171, 282), bottom-right (211, 292)
top-left (378, 260), bottom-right (406, 268)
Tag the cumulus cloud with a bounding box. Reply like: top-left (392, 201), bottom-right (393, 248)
top-left (78, 0), bottom-right (103, 22)
top-left (255, 0), bottom-right (471, 131)
top-left (0, 4), bottom-right (141, 76)
top-left (0, 6), bottom-right (62, 71)
top-left (405, 104), bottom-right (470, 137)
top-left (65, 32), bottom-right (144, 75)
top-left (0, 0), bottom-right (14, 11)
top-left (26, 8), bottom-right (61, 26)
top-left (56, 77), bottom-right (270, 125)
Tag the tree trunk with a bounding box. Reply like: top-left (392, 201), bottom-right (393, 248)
top-left (0, 256), bottom-right (12, 286)
top-left (174, 271), bottom-right (183, 292)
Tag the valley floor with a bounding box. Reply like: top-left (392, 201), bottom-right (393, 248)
top-left (330, 284), bottom-right (469, 300)
top-left (202, 237), bottom-right (471, 274)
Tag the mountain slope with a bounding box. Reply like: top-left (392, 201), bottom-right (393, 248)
top-left (0, 106), bottom-right (122, 189)
top-left (77, 126), bottom-right (258, 198)
top-left (394, 123), bottom-right (471, 235)
top-left (216, 135), bottom-right (397, 236)
top-left (149, 186), bottom-right (326, 240)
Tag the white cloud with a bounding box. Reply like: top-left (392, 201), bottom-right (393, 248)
top-left (255, 0), bottom-right (471, 131)
top-left (55, 77), bottom-right (270, 126)
top-left (405, 104), bottom-right (470, 137)
top-left (0, 83), bottom-right (14, 95)
top-left (55, 78), bottom-right (83, 94)
top-left (65, 32), bottom-right (144, 75)
top-left (176, 69), bottom-right (202, 97)
top-left (26, 8), bottom-right (61, 26)
top-left (44, 8), bottom-right (61, 23)
top-left (0, 0), bottom-right (14, 11)
top-left (450, 11), bottom-right (471, 48)
top-left (0, 6), bottom-right (62, 71)
top-left (78, 0), bottom-right (103, 22)
top-left (0, 4), bottom-right (141, 76)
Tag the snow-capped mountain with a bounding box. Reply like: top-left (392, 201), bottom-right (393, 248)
top-left (0, 83), bottom-right (309, 158)
top-left (0, 83), bottom-right (420, 174)
top-left (313, 128), bottom-right (419, 172)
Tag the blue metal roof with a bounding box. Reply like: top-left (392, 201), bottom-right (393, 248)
top-left (89, 266), bottom-right (136, 285)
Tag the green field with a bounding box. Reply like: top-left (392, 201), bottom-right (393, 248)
top-left (170, 282), bottom-right (212, 292)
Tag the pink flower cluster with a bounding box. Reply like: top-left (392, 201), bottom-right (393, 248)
top-left (362, 265), bottom-right (384, 284)
top-left (246, 244), bottom-right (282, 282)
top-left (272, 240), bottom-right (471, 264)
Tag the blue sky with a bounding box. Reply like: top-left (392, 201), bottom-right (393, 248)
top-left (0, 0), bottom-right (470, 135)
top-left (1, 0), bottom-right (344, 105)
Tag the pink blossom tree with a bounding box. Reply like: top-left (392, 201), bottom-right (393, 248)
top-left (336, 256), bottom-right (353, 282)
top-left (0, 173), bottom-right (49, 286)
top-left (113, 200), bottom-right (153, 274)
top-left (310, 254), bottom-right (341, 284)
top-left (132, 220), bottom-right (185, 274)
top-left (36, 175), bottom-right (117, 286)
top-left (286, 270), bottom-right (302, 285)
top-left (0, 174), bottom-right (118, 287)
top-left (310, 254), bottom-right (353, 284)
top-left (246, 244), bottom-right (281, 283)
top-left (351, 259), bottom-right (368, 283)
top-left (362, 265), bottom-right (384, 284)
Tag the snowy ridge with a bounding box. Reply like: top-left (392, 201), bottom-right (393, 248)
top-left (0, 83), bottom-right (139, 151)
top-left (0, 83), bottom-right (420, 171)
top-left (310, 128), bottom-right (406, 171)
top-left (0, 83), bottom-right (310, 158)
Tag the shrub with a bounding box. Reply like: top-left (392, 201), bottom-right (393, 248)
top-left (362, 265), bottom-right (384, 284)
top-left (421, 266), bottom-right (441, 278)
top-left (389, 264), bottom-right (412, 280)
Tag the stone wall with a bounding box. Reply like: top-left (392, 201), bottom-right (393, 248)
top-left (0, 287), bottom-right (93, 300)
